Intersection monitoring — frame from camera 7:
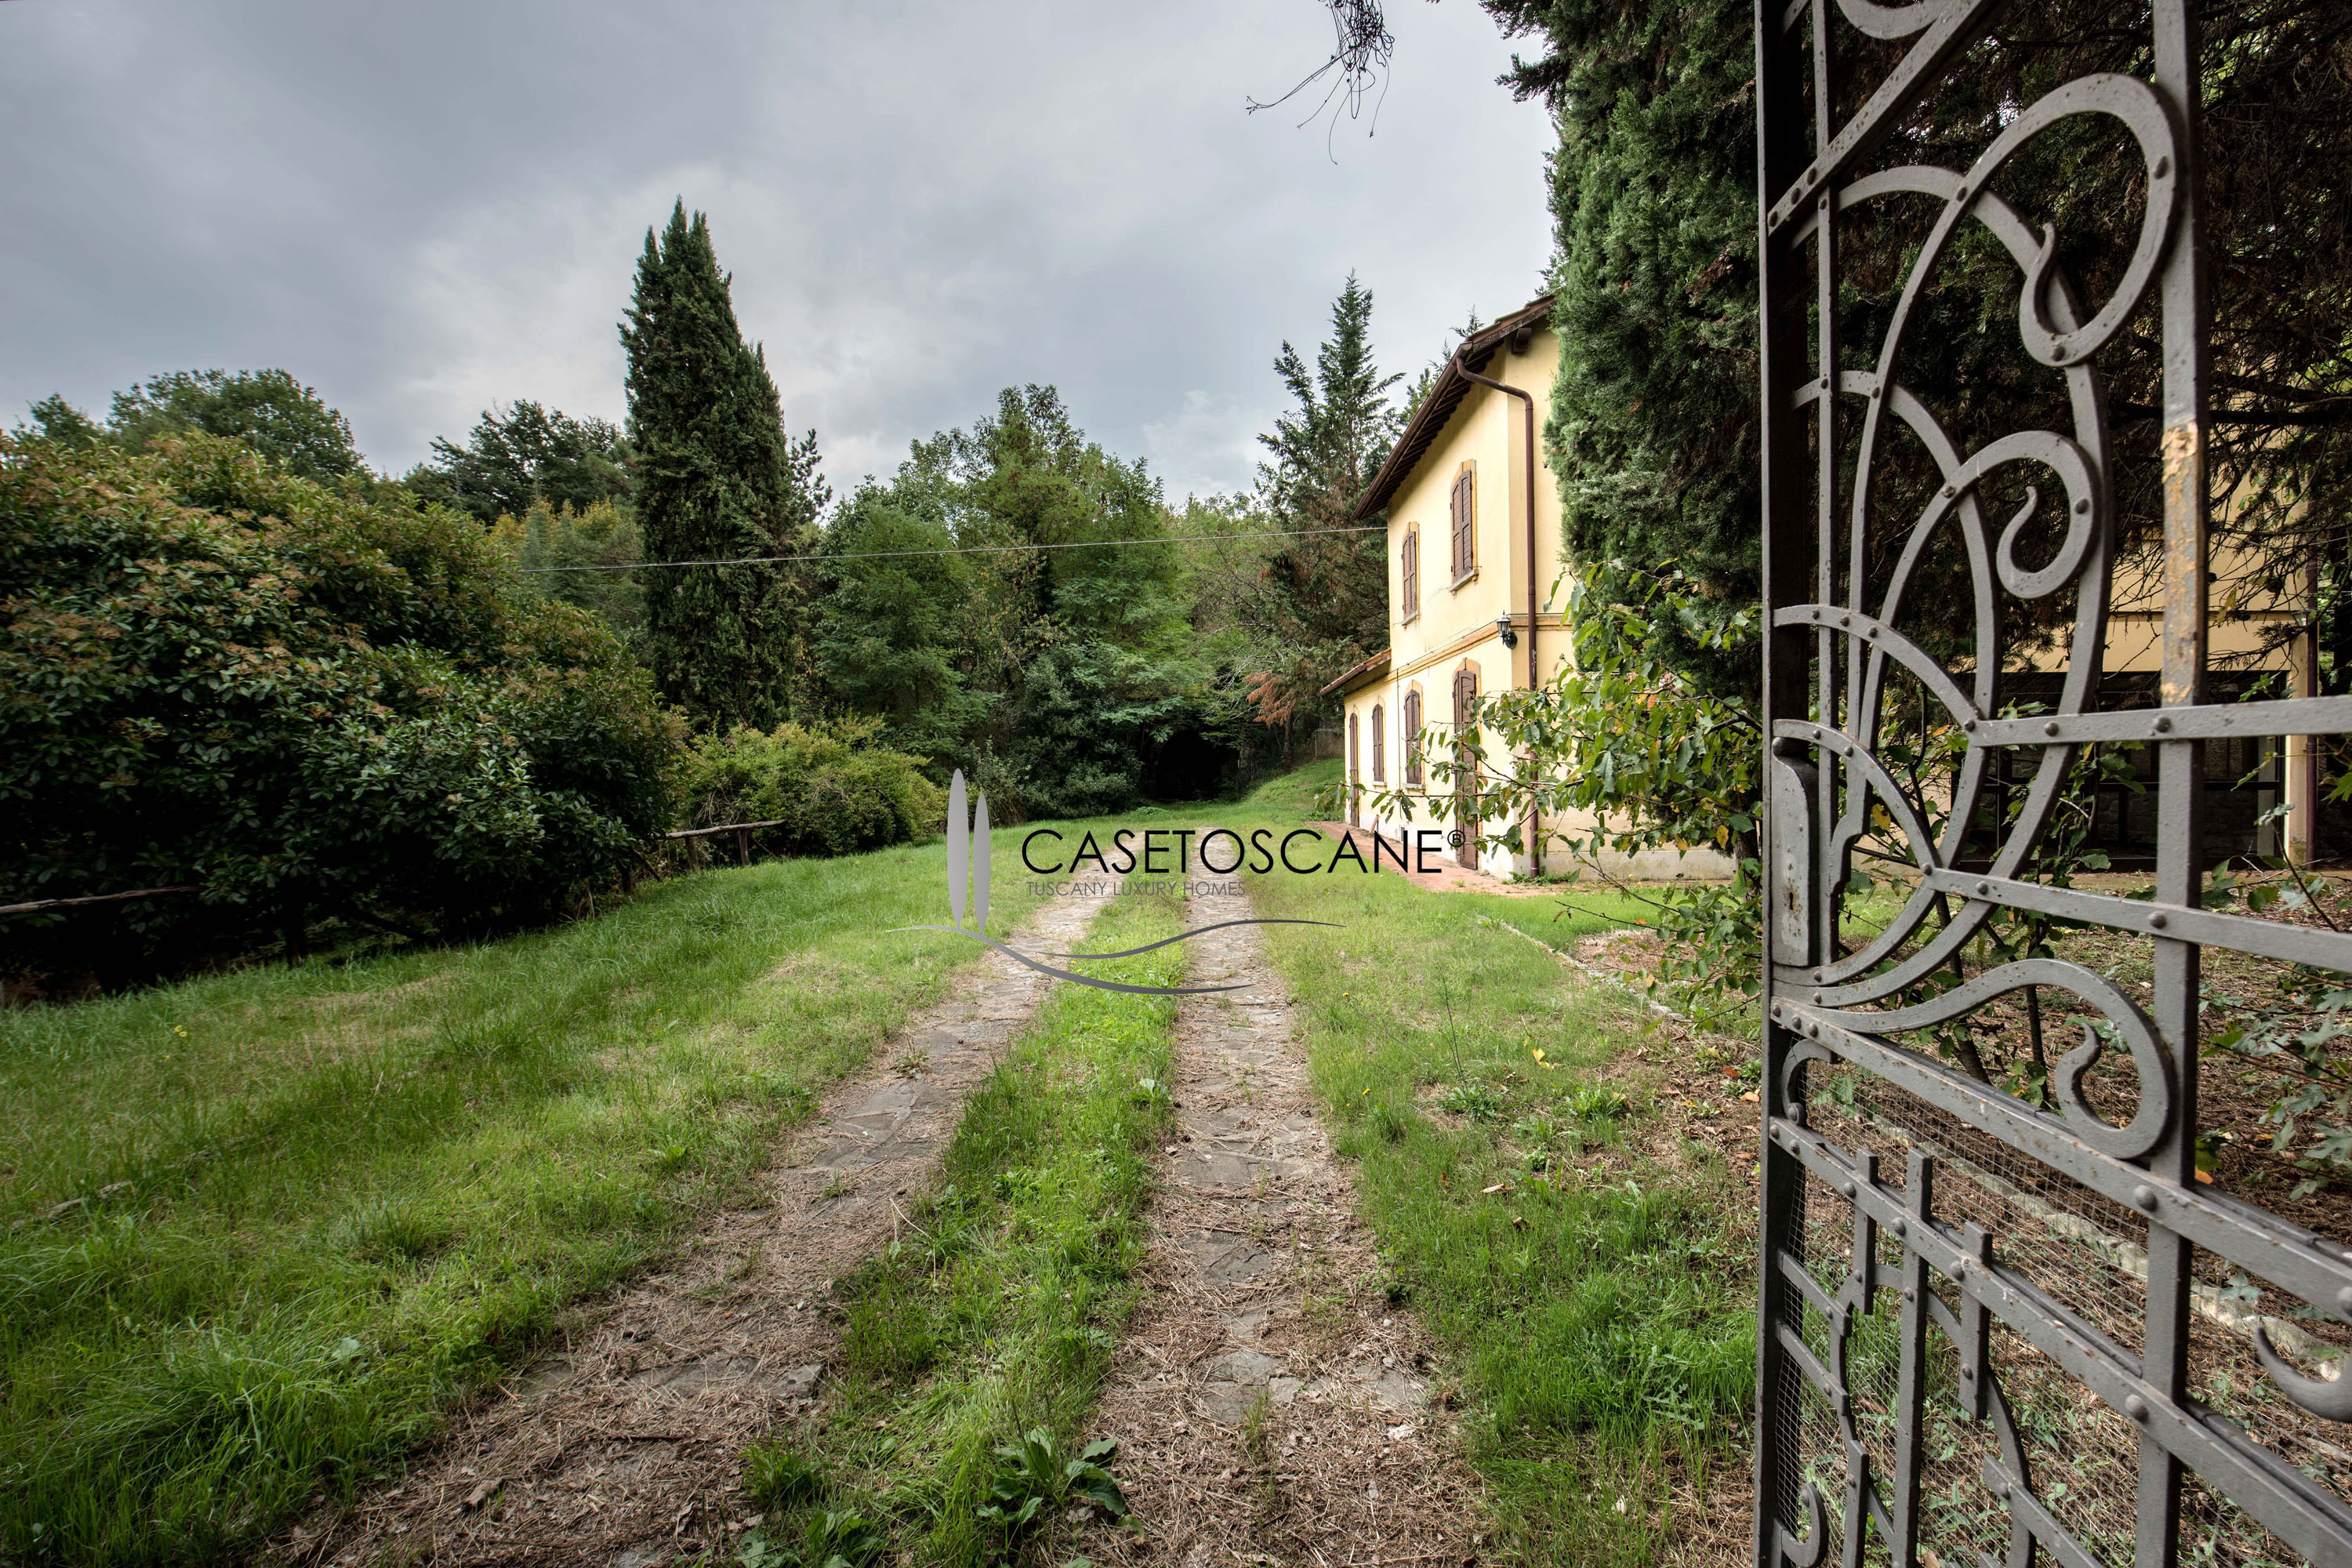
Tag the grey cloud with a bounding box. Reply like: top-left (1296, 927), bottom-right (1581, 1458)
top-left (2, 0), bottom-right (1555, 499)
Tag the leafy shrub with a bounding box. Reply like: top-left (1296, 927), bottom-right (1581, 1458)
top-left (677, 718), bottom-right (945, 857)
top-left (0, 432), bottom-right (681, 978)
top-left (975, 1428), bottom-right (1128, 1540)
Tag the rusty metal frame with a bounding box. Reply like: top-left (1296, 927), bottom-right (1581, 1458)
top-left (1751, 2), bottom-right (2352, 1563)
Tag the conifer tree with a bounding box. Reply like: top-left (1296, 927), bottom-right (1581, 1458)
top-left (1247, 275), bottom-right (1405, 726)
top-left (621, 201), bottom-right (820, 729)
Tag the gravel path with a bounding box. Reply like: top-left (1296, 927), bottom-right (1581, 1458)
top-left (272, 885), bottom-right (1113, 1568)
top-left (1079, 877), bottom-right (1485, 1568)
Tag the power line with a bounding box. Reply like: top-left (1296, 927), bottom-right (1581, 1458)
top-left (515, 523), bottom-right (1385, 573)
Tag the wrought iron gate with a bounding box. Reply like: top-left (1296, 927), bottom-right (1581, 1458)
top-left (1752, 2), bottom-right (2352, 1564)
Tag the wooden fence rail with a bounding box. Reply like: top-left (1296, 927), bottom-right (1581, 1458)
top-left (660, 819), bottom-right (788, 867)
top-left (0, 885), bottom-right (198, 917)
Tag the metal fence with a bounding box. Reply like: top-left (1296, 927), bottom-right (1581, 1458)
top-left (1752, 2), bottom-right (2352, 1564)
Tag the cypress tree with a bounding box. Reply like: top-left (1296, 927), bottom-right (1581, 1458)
top-left (621, 201), bottom-right (818, 729)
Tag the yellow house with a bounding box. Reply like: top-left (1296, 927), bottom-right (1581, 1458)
top-left (1320, 296), bottom-right (2325, 880)
top-left (2069, 546), bottom-right (2325, 866)
top-left (1322, 295), bottom-right (1735, 882)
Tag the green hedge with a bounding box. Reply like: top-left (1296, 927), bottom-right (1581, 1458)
top-left (1, 433), bottom-right (681, 979)
top-left (677, 719), bottom-right (945, 858)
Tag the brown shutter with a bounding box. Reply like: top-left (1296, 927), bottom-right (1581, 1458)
top-left (1450, 468), bottom-right (1475, 579)
top-left (1372, 704), bottom-right (1385, 782)
top-left (1453, 668), bottom-right (1479, 869)
top-left (1445, 481), bottom-right (1456, 579)
top-left (1449, 474), bottom-right (1468, 580)
top-left (1449, 465), bottom-right (1468, 575)
top-left (1347, 713), bottom-right (1362, 826)
top-left (1403, 691), bottom-right (1421, 786)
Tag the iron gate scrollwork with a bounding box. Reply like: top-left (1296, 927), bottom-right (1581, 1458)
top-left (1753, 2), bottom-right (2352, 1565)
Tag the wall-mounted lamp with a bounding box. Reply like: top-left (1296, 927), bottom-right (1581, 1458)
top-left (1495, 614), bottom-right (1519, 649)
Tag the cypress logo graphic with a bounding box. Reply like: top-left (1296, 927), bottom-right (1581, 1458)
top-left (894, 771), bottom-right (1331, 996)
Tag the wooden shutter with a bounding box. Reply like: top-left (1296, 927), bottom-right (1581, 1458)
top-left (1402, 532), bottom-right (1417, 619)
top-left (1403, 690), bottom-right (1421, 786)
top-left (1372, 705), bottom-right (1385, 782)
top-left (1348, 713), bottom-right (1362, 826)
top-left (1449, 465), bottom-right (1468, 575)
top-left (1453, 668), bottom-right (1479, 869)
top-left (1450, 468), bottom-right (1474, 579)
top-left (1445, 483), bottom-right (1456, 579)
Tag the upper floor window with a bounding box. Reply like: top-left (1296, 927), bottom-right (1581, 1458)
top-left (1401, 530), bottom-right (1419, 622)
top-left (1449, 464), bottom-right (1475, 583)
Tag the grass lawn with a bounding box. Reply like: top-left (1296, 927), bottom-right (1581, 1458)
top-left (0, 833), bottom-right (1056, 1566)
top-left (739, 892), bottom-right (1183, 1568)
top-left (1230, 762), bottom-right (1760, 1566)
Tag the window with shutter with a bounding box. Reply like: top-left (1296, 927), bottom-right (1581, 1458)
top-left (1371, 704), bottom-right (1385, 782)
top-left (1401, 532), bottom-right (1418, 621)
top-left (1450, 466), bottom-right (1475, 581)
top-left (1403, 689), bottom-right (1422, 786)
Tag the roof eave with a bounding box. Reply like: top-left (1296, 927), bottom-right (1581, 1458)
top-left (1353, 293), bottom-right (1554, 522)
top-left (1319, 648), bottom-right (1392, 699)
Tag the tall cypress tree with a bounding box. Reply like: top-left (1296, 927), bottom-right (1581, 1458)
top-left (622, 201), bottom-right (818, 729)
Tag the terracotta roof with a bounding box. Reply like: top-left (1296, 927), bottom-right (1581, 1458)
top-left (1354, 294), bottom-right (1554, 521)
top-left (1319, 647), bottom-right (1392, 699)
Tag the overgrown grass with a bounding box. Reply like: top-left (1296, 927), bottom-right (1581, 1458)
top-left (739, 893), bottom-right (1182, 1568)
top-left (1231, 760), bottom-right (1757, 1566)
top-left (0, 833), bottom-right (1054, 1566)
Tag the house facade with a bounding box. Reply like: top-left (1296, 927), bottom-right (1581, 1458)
top-left (1322, 296), bottom-right (1733, 882)
top-left (1327, 297), bottom-right (2331, 881)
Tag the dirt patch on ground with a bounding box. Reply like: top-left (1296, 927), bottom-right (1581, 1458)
top-left (1076, 879), bottom-right (1485, 1568)
top-left (270, 886), bottom-right (1113, 1568)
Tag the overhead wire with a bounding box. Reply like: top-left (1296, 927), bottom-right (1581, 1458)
top-left (516, 522), bottom-right (1385, 572)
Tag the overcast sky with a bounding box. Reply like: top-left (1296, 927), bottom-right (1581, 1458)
top-left (1, 1), bottom-right (1556, 501)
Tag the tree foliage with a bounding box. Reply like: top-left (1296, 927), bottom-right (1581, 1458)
top-left (1481, 0), bottom-right (1760, 695)
top-left (1482, 0), bottom-right (2352, 690)
top-left (1243, 275), bottom-right (1405, 728)
top-left (623, 201), bottom-right (825, 731)
top-left (24, 370), bottom-right (364, 483)
top-left (810, 385), bottom-right (1204, 818)
top-left (0, 432), bottom-right (679, 981)
top-left (488, 498), bottom-right (647, 648)
top-left (408, 401), bottom-right (633, 523)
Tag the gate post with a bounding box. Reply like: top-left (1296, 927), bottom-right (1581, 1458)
top-left (2136, 8), bottom-right (2210, 1563)
top-left (1749, 4), bottom-right (1816, 1560)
